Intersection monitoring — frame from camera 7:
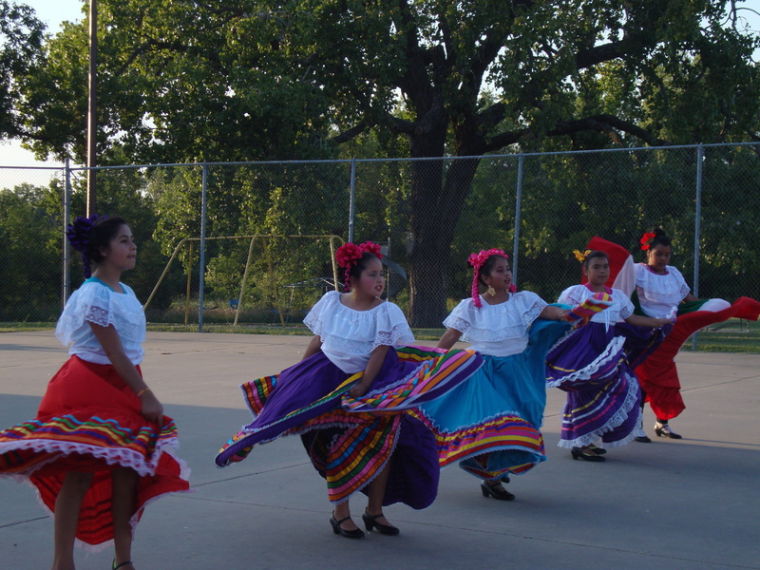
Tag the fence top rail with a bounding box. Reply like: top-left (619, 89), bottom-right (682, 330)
top-left (4, 141), bottom-right (759, 172)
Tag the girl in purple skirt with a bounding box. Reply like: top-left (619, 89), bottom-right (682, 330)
top-left (216, 242), bottom-right (482, 538)
top-left (546, 250), bottom-right (672, 461)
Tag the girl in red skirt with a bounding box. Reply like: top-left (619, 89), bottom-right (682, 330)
top-left (632, 228), bottom-right (760, 440)
top-left (0, 215), bottom-right (190, 570)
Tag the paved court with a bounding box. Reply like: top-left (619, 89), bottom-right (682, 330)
top-left (1, 331), bottom-right (759, 569)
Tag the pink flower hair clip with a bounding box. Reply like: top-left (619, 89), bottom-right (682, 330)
top-left (467, 248), bottom-right (509, 308)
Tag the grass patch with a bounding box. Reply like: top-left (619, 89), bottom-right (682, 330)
top-left (146, 323), bottom-right (311, 335)
top-left (3, 320), bottom-right (758, 353)
top-left (0, 322), bottom-right (55, 333)
top-left (145, 322), bottom-right (448, 340)
top-left (680, 320), bottom-right (760, 353)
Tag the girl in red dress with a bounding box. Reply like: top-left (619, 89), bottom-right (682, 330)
top-left (0, 215), bottom-right (190, 570)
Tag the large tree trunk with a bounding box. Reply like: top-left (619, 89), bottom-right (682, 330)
top-left (408, 134), bottom-right (481, 327)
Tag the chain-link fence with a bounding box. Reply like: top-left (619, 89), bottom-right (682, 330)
top-left (2, 143), bottom-right (759, 346)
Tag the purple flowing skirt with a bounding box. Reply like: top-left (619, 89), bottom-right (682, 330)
top-left (216, 347), bottom-right (482, 506)
top-left (546, 322), bottom-right (664, 448)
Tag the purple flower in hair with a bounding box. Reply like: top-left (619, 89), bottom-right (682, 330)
top-left (66, 214), bottom-right (105, 277)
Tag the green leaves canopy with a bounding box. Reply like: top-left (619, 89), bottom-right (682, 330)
top-left (7, 0), bottom-right (760, 325)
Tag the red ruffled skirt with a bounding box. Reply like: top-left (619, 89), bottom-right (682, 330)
top-left (635, 297), bottom-right (760, 420)
top-left (0, 356), bottom-right (190, 547)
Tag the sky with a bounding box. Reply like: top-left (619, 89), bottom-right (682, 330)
top-left (2, 0), bottom-right (760, 185)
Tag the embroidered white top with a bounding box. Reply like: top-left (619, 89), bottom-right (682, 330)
top-left (558, 285), bottom-right (633, 326)
top-left (55, 279), bottom-right (146, 365)
top-left (634, 263), bottom-right (690, 319)
top-left (303, 290), bottom-right (415, 374)
top-left (444, 291), bottom-right (547, 357)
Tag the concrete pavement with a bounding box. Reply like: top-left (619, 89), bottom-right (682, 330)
top-left (1, 331), bottom-right (759, 569)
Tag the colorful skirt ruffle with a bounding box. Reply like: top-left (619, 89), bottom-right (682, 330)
top-left (215, 346), bottom-right (482, 506)
top-left (0, 356), bottom-right (190, 547)
top-left (411, 319), bottom-right (570, 481)
top-left (546, 322), bottom-right (664, 448)
top-left (635, 296), bottom-right (760, 420)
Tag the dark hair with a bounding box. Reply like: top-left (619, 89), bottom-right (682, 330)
top-left (478, 253), bottom-right (509, 286)
top-left (347, 251), bottom-right (381, 283)
top-left (583, 250), bottom-right (608, 268)
top-left (649, 227), bottom-right (671, 249)
top-left (66, 215), bottom-right (128, 277)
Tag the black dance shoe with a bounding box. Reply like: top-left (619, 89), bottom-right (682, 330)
top-left (330, 514), bottom-right (365, 539)
top-left (654, 422), bottom-right (682, 439)
top-left (571, 446), bottom-right (606, 462)
top-left (633, 420), bottom-right (652, 442)
top-left (480, 481), bottom-right (516, 501)
top-left (362, 511), bottom-right (400, 535)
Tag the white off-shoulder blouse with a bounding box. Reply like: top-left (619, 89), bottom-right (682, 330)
top-left (303, 290), bottom-right (415, 374)
top-left (444, 291), bottom-right (547, 357)
top-left (55, 278), bottom-right (146, 365)
top-left (634, 263), bottom-right (690, 319)
top-left (557, 285), bottom-right (633, 327)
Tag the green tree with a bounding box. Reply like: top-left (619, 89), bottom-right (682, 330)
top-left (0, 1), bottom-right (45, 138)
top-left (13, 1), bottom-right (760, 325)
top-left (0, 182), bottom-right (63, 320)
top-left (296, 1), bottom-right (760, 324)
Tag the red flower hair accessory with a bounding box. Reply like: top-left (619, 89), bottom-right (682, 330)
top-left (467, 248), bottom-right (509, 308)
top-left (335, 241), bottom-right (383, 291)
top-left (639, 232), bottom-right (656, 251)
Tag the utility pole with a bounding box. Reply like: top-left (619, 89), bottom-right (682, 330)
top-left (86, 0), bottom-right (97, 216)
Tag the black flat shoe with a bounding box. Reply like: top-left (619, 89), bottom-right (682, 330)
top-left (634, 435), bottom-right (652, 443)
top-left (480, 481), bottom-right (515, 501)
top-left (654, 423), bottom-right (682, 439)
top-left (571, 446), bottom-right (605, 462)
top-left (362, 511), bottom-right (400, 535)
top-left (330, 514), bottom-right (365, 539)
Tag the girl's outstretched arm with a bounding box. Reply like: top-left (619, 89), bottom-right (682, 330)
top-left (437, 328), bottom-right (462, 350)
top-left (349, 345), bottom-right (391, 397)
top-left (89, 323), bottom-right (163, 424)
top-left (625, 314), bottom-right (673, 328)
top-left (539, 305), bottom-right (568, 321)
top-left (302, 335), bottom-right (322, 360)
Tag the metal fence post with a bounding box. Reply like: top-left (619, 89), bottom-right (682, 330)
top-left (512, 155), bottom-right (525, 285)
top-left (198, 164), bottom-right (208, 331)
top-left (348, 158), bottom-right (357, 242)
top-left (692, 144), bottom-right (704, 350)
top-left (62, 159), bottom-right (71, 307)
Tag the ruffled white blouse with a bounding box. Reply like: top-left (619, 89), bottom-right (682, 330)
top-left (303, 291), bottom-right (415, 374)
top-left (634, 263), bottom-right (690, 319)
top-left (557, 285), bottom-right (633, 326)
top-left (55, 278), bottom-right (146, 365)
top-left (444, 291), bottom-right (547, 357)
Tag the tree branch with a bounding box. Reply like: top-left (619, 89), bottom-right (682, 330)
top-left (328, 116), bottom-right (376, 144)
top-left (548, 114), bottom-right (666, 145)
top-left (482, 114), bottom-right (666, 153)
top-left (477, 101), bottom-right (508, 131)
top-left (384, 112), bottom-right (416, 135)
top-left (393, 0), bottom-right (434, 111)
top-left (483, 128), bottom-right (526, 152)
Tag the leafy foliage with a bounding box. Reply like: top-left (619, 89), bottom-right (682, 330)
top-left (3, 1), bottom-right (760, 325)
